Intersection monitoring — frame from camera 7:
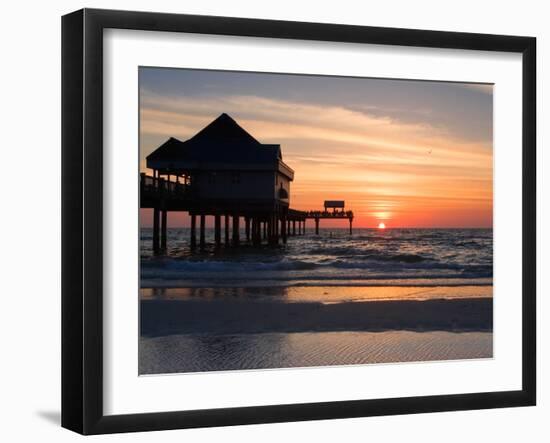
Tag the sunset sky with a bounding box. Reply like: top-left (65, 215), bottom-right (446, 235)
top-left (139, 67), bottom-right (493, 228)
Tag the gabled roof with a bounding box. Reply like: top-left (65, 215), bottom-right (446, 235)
top-left (190, 112), bottom-right (260, 146)
top-left (146, 113), bottom-right (282, 166)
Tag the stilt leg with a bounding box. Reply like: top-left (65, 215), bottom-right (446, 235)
top-left (153, 207), bottom-right (160, 254)
top-left (161, 209), bottom-right (167, 251)
top-left (214, 214), bottom-right (221, 248)
top-left (273, 214), bottom-right (279, 245)
top-left (225, 215), bottom-right (230, 246)
top-left (200, 214), bottom-right (205, 249)
top-left (190, 214), bottom-right (196, 249)
top-left (232, 215), bottom-right (240, 246)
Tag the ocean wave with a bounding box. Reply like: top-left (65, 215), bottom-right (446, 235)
top-left (140, 228), bottom-right (493, 283)
top-left (289, 246), bottom-right (431, 263)
top-left (357, 253), bottom-right (429, 263)
top-left (141, 257), bottom-right (492, 280)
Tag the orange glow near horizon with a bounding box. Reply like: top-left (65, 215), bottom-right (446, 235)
top-left (139, 70), bottom-right (493, 229)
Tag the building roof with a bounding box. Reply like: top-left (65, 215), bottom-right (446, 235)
top-left (324, 200), bottom-right (345, 208)
top-left (146, 113), bottom-right (283, 166)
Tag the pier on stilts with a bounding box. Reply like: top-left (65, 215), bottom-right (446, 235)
top-left (303, 200), bottom-right (354, 235)
top-left (141, 173), bottom-right (308, 253)
top-left (140, 113), bottom-right (353, 255)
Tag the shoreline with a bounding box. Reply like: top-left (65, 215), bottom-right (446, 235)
top-left (141, 284), bottom-right (492, 303)
top-left (140, 278), bottom-right (493, 288)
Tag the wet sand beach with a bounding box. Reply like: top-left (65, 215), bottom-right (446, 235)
top-left (140, 330), bottom-right (492, 374)
top-left (141, 292), bottom-right (492, 337)
top-left (140, 285), bottom-right (492, 374)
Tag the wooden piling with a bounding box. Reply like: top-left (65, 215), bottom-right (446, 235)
top-left (293, 220), bottom-right (296, 236)
top-left (153, 207), bottom-right (160, 253)
top-left (161, 209), bottom-right (167, 251)
top-left (200, 214), bottom-right (206, 249)
top-left (281, 214), bottom-right (287, 244)
top-left (214, 214), bottom-right (221, 247)
top-left (315, 218), bottom-right (320, 235)
top-left (190, 213), bottom-right (196, 249)
top-left (225, 215), bottom-right (230, 245)
top-left (273, 214), bottom-right (279, 244)
top-left (245, 217), bottom-right (251, 242)
top-left (232, 215), bottom-right (240, 246)
top-left (349, 217), bottom-right (353, 235)
top-left (252, 218), bottom-right (261, 246)
top-left (257, 219), bottom-right (263, 245)
top-left (268, 215), bottom-right (278, 245)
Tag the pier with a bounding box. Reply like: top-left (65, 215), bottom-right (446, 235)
top-left (141, 174), bottom-right (309, 253)
top-left (304, 200), bottom-right (354, 235)
top-left (140, 175), bottom-right (354, 252)
top-left (140, 113), bottom-right (353, 254)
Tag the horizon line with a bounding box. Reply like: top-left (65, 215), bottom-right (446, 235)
top-left (140, 225), bottom-right (493, 230)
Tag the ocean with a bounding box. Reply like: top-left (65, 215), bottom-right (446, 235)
top-left (140, 228), bottom-right (493, 289)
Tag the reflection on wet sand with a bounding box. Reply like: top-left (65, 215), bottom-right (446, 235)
top-left (140, 330), bottom-right (492, 375)
top-left (141, 285), bottom-right (492, 303)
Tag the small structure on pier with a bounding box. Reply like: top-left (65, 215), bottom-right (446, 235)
top-left (141, 113), bottom-right (307, 253)
top-left (305, 201), bottom-right (354, 235)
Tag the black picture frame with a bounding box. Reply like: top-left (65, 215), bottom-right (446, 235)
top-left (62, 8), bottom-right (536, 435)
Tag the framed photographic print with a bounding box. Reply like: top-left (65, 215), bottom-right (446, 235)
top-left (61, 8), bottom-right (536, 434)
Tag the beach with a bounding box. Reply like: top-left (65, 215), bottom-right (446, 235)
top-left (140, 330), bottom-right (492, 374)
top-left (141, 288), bottom-right (492, 336)
top-left (140, 228), bottom-right (493, 374)
top-left (140, 285), bottom-right (492, 374)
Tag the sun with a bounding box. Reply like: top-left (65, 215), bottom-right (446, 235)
top-left (378, 222), bottom-right (386, 229)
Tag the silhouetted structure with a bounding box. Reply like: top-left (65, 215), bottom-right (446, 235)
top-left (305, 202), bottom-right (354, 235)
top-left (141, 113), bottom-right (310, 253)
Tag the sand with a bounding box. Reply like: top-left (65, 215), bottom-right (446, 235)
top-left (140, 330), bottom-right (493, 374)
top-left (141, 296), bottom-right (492, 337)
top-left (139, 285), bottom-right (492, 374)
top-left (140, 284), bottom-right (492, 303)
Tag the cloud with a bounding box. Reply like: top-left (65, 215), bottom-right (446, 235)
top-left (460, 83), bottom-right (494, 94)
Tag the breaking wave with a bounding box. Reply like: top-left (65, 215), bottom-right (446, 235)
top-left (140, 227), bottom-right (493, 285)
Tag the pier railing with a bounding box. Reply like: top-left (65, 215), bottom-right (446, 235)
top-left (305, 210), bottom-right (354, 218)
top-left (287, 208), bottom-right (354, 235)
top-left (140, 173), bottom-right (192, 200)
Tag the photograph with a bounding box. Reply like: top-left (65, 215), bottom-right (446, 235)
top-left (138, 67), bottom-right (494, 375)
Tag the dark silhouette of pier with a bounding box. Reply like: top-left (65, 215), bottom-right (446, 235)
top-left (140, 113), bottom-right (353, 254)
top-left (141, 173), bottom-right (308, 252)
